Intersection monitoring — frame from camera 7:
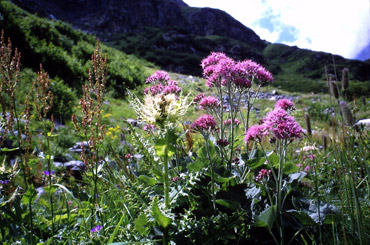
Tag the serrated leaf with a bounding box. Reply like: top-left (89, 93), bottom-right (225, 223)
top-left (152, 196), bottom-right (172, 228)
top-left (138, 175), bottom-right (157, 186)
top-left (134, 213), bottom-right (148, 235)
top-left (254, 205), bottom-right (277, 230)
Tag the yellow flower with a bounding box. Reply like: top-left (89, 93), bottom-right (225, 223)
top-left (103, 113), bottom-right (112, 119)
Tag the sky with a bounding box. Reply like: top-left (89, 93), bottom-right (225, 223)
top-left (183, 0), bottom-right (370, 60)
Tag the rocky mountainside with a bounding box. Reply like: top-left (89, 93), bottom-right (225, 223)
top-left (12, 0), bottom-right (264, 47)
top-left (10, 0), bottom-right (370, 94)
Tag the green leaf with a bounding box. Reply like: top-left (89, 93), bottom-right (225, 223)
top-left (187, 158), bottom-right (205, 172)
top-left (152, 196), bottom-right (172, 228)
top-left (43, 185), bottom-right (58, 194)
top-left (154, 139), bottom-right (176, 157)
top-left (22, 185), bottom-right (38, 204)
top-left (213, 172), bottom-right (234, 184)
top-left (283, 162), bottom-right (299, 174)
top-left (134, 213), bottom-right (148, 235)
top-left (215, 199), bottom-right (241, 211)
top-left (138, 175), bottom-right (157, 186)
top-left (108, 212), bottom-right (126, 243)
top-left (254, 205), bottom-right (277, 230)
top-left (287, 210), bottom-right (317, 226)
top-left (1, 147), bottom-right (19, 152)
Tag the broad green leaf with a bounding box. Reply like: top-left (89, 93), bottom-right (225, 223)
top-left (138, 175), bottom-right (157, 186)
top-left (154, 139), bottom-right (176, 157)
top-left (187, 159), bottom-right (205, 172)
top-left (134, 213), bottom-right (148, 235)
top-left (213, 172), bottom-right (234, 184)
top-left (283, 162), bottom-right (299, 174)
top-left (22, 185), bottom-right (38, 204)
top-left (152, 196), bottom-right (172, 228)
top-left (287, 210), bottom-right (317, 226)
top-left (215, 199), bottom-right (241, 211)
top-left (254, 205), bottom-right (277, 230)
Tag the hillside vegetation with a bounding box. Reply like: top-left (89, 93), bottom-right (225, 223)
top-left (0, 1), bottom-right (153, 96)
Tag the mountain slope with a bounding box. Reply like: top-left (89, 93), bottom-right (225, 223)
top-left (9, 0), bottom-right (370, 96)
top-left (0, 1), bottom-right (152, 96)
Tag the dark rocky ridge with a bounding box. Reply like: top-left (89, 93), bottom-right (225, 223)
top-left (12, 0), bottom-right (265, 48)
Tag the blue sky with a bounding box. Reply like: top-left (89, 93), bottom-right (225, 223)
top-left (183, 0), bottom-right (370, 60)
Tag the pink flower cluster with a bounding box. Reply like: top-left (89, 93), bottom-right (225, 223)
top-left (192, 114), bottom-right (217, 131)
top-left (199, 96), bottom-right (220, 110)
top-left (275, 99), bottom-right (295, 111)
top-left (245, 101), bottom-right (302, 143)
top-left (223, 118), bottom-right (241, 126)
top-left (145, 70), bottom-right (170, 84)
top-left (193, 93), bottom-right (205, 103)
top-left (216, 138), bottom-right (230, 147)
top-left (255, 169), bottom-right (272, 181)
top-left (144, 71), bottom-right (182, 96)
top-left (201, 52), bottom-right (273, 88)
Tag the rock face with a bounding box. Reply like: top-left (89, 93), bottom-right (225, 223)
top-left (12, 0), bottom-right (264, 47)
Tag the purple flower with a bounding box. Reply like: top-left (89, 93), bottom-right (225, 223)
top-left (43, 170), bottom-right (55, 176)
top-left (193, 93), bottom-right (205, 103)
top-left (163, 85), bottom-right (182, 95)
top-left (144, 84), bottom-right (164, 95)
top-left (192, 114), bottom-right (217, 131)
top-left (235, 60), bottom-right (273, 83)
top-left (244, 124), bottom-right (269, 142)
top-left (275, 99), bottom-right (295, 111)
top-left (216, 138), bottom-right (230, 147)
top-left (145, 70), bottom-right (170, 84)
top-left (0, 180), bottom-right (9, 185)
top-left (223, 118), bottom-right (241, 126)
top-left (255, 169), bottom-right (272, 181)
top-left (234, 77), bottom-right (251, 88)
top-left (199, 96), bottom-right (220, 110)
top-left (143, 124), bottom-right (156, 132)
top-left (201, 52), bottom-right (228, 69)
top-left (90, 225), bottom-right (103, 232)
top-left (264, 108), bottom-right (302, 141)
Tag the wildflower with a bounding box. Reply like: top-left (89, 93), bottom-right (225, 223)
top-left (163, 85), bottom-right (182, 95)
top-left (143, 124), bottom-right (156, 132)
top-left (124, 153), bottom-right (133, 160)
top-left (275, 99), bottom-right (295, 111)
top-left (306, 154), bottom-right (315, 161)
top-left (43, 170), bottom-right (55, 176)
top-left (304, 165), bottom-right (311, 172)
top-left (302, 145), bottom-right (318, 152)
top-left (0, 180), bottom-right (9, 185)
top-left (193, 93), bottom-right (205, 103)
top-left (234, 77), bottom-right (251, 88)
top-left (145, 70), bottom-right (170, 84)
top-left (192, 114), bottom-right (217, 131)
top-left (172, 176), bottom-right (180, 182)
top-left (256, 169), bottom-right (271, 181)
top-left (216, 138), bottom-right (230, 147)
top-left (144, 84), bottom-right (164, 95)
top-left (264, 108), bottom-right (302, 141)
top-left (296, 163), bottom-right (303, 168)
top-left (199, 96), bottom-right (220, 110)
top-left (244, 124), bottom-right (269, 142)
top-left (223, 118), bottom-right (241, 126)
top-left (234, 60), bottom-right (273, 83)
top-left (232, 157), bottom-right (240, 165)
top-left (90, 225), bottom-right (103, 232)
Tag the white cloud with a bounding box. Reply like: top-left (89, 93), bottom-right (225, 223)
top-left (183, 0), bottom-right (370, 59)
